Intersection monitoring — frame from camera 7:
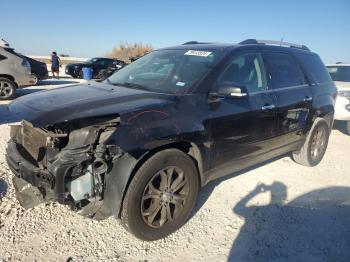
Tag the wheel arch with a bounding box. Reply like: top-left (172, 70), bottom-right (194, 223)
top-left (93, 140), bottom-right (205, 220)
top-left (120, 140), bottom-right (204, 217)
top-left (0, 74), bottom-right (16, 84)
top-left (312, 92), bottom-right (335, 129)
top-left (313, 105), bottom-right (335, 129)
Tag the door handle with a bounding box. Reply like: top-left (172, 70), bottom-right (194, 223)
top-left (261, 104), bottom-right (275, 110)
top-left (303, 96), bottom-right (313, 102)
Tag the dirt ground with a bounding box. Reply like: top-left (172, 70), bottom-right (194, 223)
top-left (0, 80), bottom-right (350, 262)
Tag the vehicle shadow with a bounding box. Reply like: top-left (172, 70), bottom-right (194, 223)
top-left (228, 183), bottom-right (350, 261)
top-left (192, 154), bottom-right (289, 216)
top-left (0, 178), bottom-right (8, 200)
top-left (333, 120), bottom-right (349, 135)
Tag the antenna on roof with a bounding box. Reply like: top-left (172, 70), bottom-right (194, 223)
top-left (280, 37), bottom-right (284, 46)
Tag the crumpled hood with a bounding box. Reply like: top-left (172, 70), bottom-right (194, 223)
top-left (8, 82), bottom-right (172, 127)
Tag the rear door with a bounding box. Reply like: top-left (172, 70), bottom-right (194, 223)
top-left (262, 51), bottom-right (312, 145)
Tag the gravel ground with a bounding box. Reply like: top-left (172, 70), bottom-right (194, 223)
top-left (0, 80), bottom-right (350, 261)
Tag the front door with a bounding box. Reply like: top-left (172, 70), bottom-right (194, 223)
top-left (207, 52), bottom-right (277, 180)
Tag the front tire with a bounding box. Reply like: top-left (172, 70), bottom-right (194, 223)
top-left (0, 77), bottom-right (16, 100)
top-left (121, 149), bottom-right (199, 241)
top-left (292, 118), bottom-right (330, 166)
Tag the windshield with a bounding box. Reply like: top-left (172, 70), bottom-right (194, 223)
top-left (107, 49), bottom-right (221, 94)
top-left (327, 66), bottom-right (350, 82)
top-left (86, 58), bottom-right (99, 64)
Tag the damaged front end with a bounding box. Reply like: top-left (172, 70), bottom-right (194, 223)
top-left (6, 116), bottom-right (122, 217)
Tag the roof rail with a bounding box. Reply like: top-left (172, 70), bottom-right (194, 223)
top-left (183, 41), bottom-right (199, 45)
top-left (182, 41), bottom-right (212, 45)
top-left (239, 39), bottom-right (310, 51)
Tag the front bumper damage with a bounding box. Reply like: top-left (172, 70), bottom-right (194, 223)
top-left (6, 118), bottom-right (123, 219)
top-left (7, 141), bottom-right (55, 208)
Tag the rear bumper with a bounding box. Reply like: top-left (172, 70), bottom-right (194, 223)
top-left (16, 74), bottom-right (36, 87)
top-left (38, 71), bottom-right (49, 80)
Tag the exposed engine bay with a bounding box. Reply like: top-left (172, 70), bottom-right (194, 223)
top-left (7, 117), bottom-right (121, 217)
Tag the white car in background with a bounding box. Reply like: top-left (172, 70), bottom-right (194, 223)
top-left (327, 63), bottom-right (350, 134)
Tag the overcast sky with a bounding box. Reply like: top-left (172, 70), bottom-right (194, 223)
top-left (1, 0), bottom-right (349, 63)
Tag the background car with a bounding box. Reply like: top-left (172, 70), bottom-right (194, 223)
top-left (327, 63), bottom-right (350, 134)
top-left (21, 55), bottom-right (49, 85)
top-left (65, 57), bottom-right (124, 79)
top-left (0, 39), bottom-right (35, 99)
top-left (94, 59), bottom-right (126, 80)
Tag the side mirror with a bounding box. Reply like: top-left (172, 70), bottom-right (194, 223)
top-left (215, 82), bottom-right (247, 98)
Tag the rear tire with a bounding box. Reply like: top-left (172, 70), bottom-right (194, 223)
top-left (292, 118), bottom-right (330, 166)
top-left (0, 77), bottom-right (16, 100)
top-left (121, 149), bottom-right (199, 241)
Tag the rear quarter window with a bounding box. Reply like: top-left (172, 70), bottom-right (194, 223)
top-left (0, 54), bottom-right (7, 61)
top-left (297, 53), bottom-right (331, 84)
top-left (263, 52), bottom-right (306, 89)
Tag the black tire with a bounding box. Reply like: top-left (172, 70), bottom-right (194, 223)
top-left (78, 70), bottom-right (83, 79)
top-left (292, 118), bottom-right (330, 167)
top-left (0, 77), bottom-right (16, 100)
top-left (121, 149), bottom-right (199, 241)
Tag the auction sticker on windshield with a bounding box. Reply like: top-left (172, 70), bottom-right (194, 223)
top-left (184, 50), bottom-right (212, 57)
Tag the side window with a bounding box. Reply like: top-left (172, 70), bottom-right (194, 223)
top-left (102, 59), bottom-right (112, 66)
top-left (299, 54), bottom-right (331, 84)
top-left (219, 53), bottom-right (267, 93)
top-left (264, 52), bottom-right (306, 89)
top-left (0, 54), bottom-right (7, 61)
top-left (95, 59), bottom-right (110, 66)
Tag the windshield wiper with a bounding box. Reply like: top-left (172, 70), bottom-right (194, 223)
top-left (110, 81), bottom-right (150, 91)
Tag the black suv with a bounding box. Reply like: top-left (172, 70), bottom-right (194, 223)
top-left (65, 57), bottom-right (125, 79)
top-left (6, 39), bottom-right (336, 241)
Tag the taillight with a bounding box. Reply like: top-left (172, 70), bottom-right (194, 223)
top-left (21, 59), bottom-right (31, 68)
